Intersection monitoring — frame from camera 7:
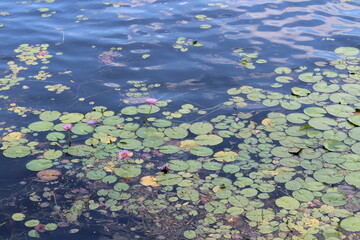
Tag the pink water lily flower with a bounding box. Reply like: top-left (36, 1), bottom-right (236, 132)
top-left (63, 124), bottom-right (73, 131)
top-left (146, 98), bottom-right (158, 105)
top-left (161, 163), bottom-right (169, 173)
top-left (118, 150), bottom-right (132, 159)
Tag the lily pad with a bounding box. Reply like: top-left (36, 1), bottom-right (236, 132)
top-left (67, 145), bottom-right (94, 156)
top-left (323, 140), bottom-right (350, 152)
top-left (322, 192), bottom-right (346, 206)
top-left (114, 164), bottom-right (141, 178)
top-left (340, 216), bottom-right (360, 232)
top-left (308, 117), bottom-right (337, 130)
top-left (177, 187), bottom-right (199, 201)
top-left (313, 168), bottom-right (344, 184)
top-left (157, 174), bottom-right (183, 185)
top-left (28, 121), bottom-right (54, 131)
top-left (39, 111), bottom-right (61, 121)
top-left (26, 159), bottom-right (53, 171)
top-left (190, 146), bottom-right (213, 156)
top-left (59, 113), bottom-right (84, 123)
top-left (86, 170), bottom-right (106, 180)
top-left (275, 196), bottom-right (300, 210)
top-left (164, 127), bottom-right (188, 139)
top-left (189, 122), bottom-right (213, 135)
top-left (3, 145), bottom-right (31, 158)
top-left (345, 172), bottom-right (360, 188)
top-left (335, 47), bottom-right (359, 56)
top-left (195, 135), bottom-right (223, 146)
top-left (12, 213), bottom-right (25, 221)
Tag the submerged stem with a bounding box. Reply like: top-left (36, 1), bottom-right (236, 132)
top-left (143, 104), bottom-right (153, 126)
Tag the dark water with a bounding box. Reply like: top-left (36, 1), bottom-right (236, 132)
top-left (0, 0), bottom-right (360, 239)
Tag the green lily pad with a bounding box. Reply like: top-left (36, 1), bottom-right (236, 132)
top-left (330, 93), bottom-right (358, 105)
top-left (157, 173), bottom-right (183, 185)
top-left (12, 213), bottom-right (25, 221)
top-left (313, 168), bottom-right (344, 184)
top-left (159, 145), bottom-right (181, 154)
top-left (351, 142), bottom-right (360, 154)
top-left (117, 139), bottom-right (142, 149)
top-left (46, 132), bottom-right (65, 141)
top-left (28, 230), bottom-right (40, 238)
top-left (274, 67), bottom-right (292, 74)
top-left (3, 145), bottom-right (31, 158)
top-left (190, 146), bottom-right (213, 156)
top-left (169, 160), bottom-right (189, 171)
top-left (313, 81), bottom-right (340, 93)
top-left (137, 104), bottom-right (160, 114)
top-left (308, 117), bottom-right (337, 130)
top-left (203, 161), bottom-right (222, 171)
top-left (121, 106), bottom-right (138, 115)
top-left (177, 187), bottom-right (199, 201)
top-left (246, 209), bottom-right (275, 222)
top-left (298, 72), bottom-right (322, 82)
top-left (334, 47), bottom-right (359, 56)
top-left (304, 107), bottom-right (327, 117)
top-left (345, 172), bottom-right (360, 188)
top-left (71, 123), bottom-right (93, 135)
top-left (195, 135), bottom-right (223, 146)
top-left (67, 145), bottom-right (95, 156)
top-left (322, 192), bottom-right (346, 206)
top-left (143, 137), bottom-right (164, 148)
top-left (349, 127), bottom-right (360, 141)
top-left (152, 119), bottom-right (172, 127)
top-left (342, 84), bottom-right (360, 96)
top-left (39, 111), bottom-right (61, 121)
top-left (348, 115), bottom-right (360, 126)
top-left (183, 230), bottom-right (197, 239)
top-left (59, 113), bottom-right (84, 123)
top-left (340, 216), bottom-right (360, 232)
top-left (205, 201), bottom-right (227, 214)
top-left (103, 116), bottom-right (124, 125)
top-left (26, 159), bottom-right (53, 171)
top-left (325, 104), bottom-right (355, 117)
top-left (86, 170), bottom-right (106, 180)
top-left (25, 219), bottom-right (40, 227)
top-left (275, 196), bottom-right (300, 210)
top-left (323, 140), bottom-right (350, 152)
top-left (28, 121), bottom-right (54, 131)
top-left (189, 122), bottom-right (214, 135)
top-left (292, 87), bottom-right (310, 96)
top-left (114, 164), bottom-right (141, 178)
top-left (45, 223), bottom-right (58, 231)
top-left (228, 195), bottom-right (249, 207)
top-left (43, 149), bottom-right (62, 160)
top-left (164, 127), bottom-right (188, 139)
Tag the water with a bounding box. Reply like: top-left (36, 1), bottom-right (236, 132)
top-left (0, 0), bottom-right (360, 239)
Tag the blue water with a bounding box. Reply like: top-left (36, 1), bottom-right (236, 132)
top-left (0, 0), bottom-right (359, 239)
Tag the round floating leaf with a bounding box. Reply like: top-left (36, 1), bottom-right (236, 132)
top-left (121, 106), bottom-right (138, 115)
top-left (28, 121), bottom-right (54, 131)
top-left (137, 104), bottom-right (160, 114)
top-left (12, 213), bottom-right (26, 221)
top-left (323, 140), bottom-right (350, 152)
top-left (349, 127), bottom-right (360, 141)
top-left (205, 201), bottom-right (227, 214)
top-left (335, 47), bottom-right (359, 56)
top-left (114, 164), bottom-right (141, 178)
top-left (286, 113), bottom-right (310, 124)
top-left (86, 170), bottom-right (106, 180)
top-left (275, 67), bottom-right (292, 74)
top-left (292, 87), bottom-right (310, 96)
top-left (246, 209), bottom-right (275, 222)
top-left (228, 195), bottom-right (249, 207)
top-left (280, 100), bottom-right (301, 110)
top-left (345, 172), bottom-right (360, 188)
top-left (203, 161), bottom-right (222, 171)
top-left (59, 113), bottom-right (84, 123)
top-left (25, 220), bottom-right (40, 227)
top-left (28, 229), bottom-right (40, 238)
top-left (275, 196), bottom-right (300, 210)
top-left (342, 84), bottom-right (360, 96)
top-left (136, 127), bottom-right (160, 138)
top-left (223, 164), bottom-right (241, 173)
top-left (322, 152), bottom-right (346, 164)
top-left (292, 189), bottom-right (314, 202)
top-left (157, 173), bottom-right (183, 185)
top-left (352, 142), bottom-right (360, 154)
top-left (189, 122), bottom-right (214, 135)
top-left (298, 72), bottom-right (322, 82)
top-left (67, 145), bottom-right (95, 156)
top-left (190, 146), bottom-right (213, 157)
top-left (313, 82), bottom-right (340, 93)
top-left (308, 117), bottom-right (337, 130)
top-left (348, 115), bottom-right (360, 126)
top-left (183, 230), bottom-right (196, 239)
top-left (39, 111), bottom-right (61, 121)
top-left (103, 116), bottom-right (124, 125)
top-left (143, 137), bottom-right (164, 148)
top-left (187, 160), bottom-right (202, 172)
top-left (322, 192), bottom-right (346, 206)
top-left (117, 139), bottom-right (142, 150)
top-left (195, 135), bottom-right (223, 146)
top-left (164, 127), bottom-right (188, 139)
top-left (152, 119), bottom-right (172, 128)
top-left (340, 217), bottom-right (360, 232)
top-left (271, 146), bottom-right (292, 157)
top-left (102, 175), bottom-right (117, 184)
top-left (214, 151), bottom-right (238, 162)
top-left (169, 160), bottom-right (189, 171)
top-left (330, 93), bottom-right (358, 105)
top-left (45, 223), bottom-right (57, 231)
top-left (177, 187), bottom-right (199, 201)
top-left (26, 159), bottom-right (53, 171)
top-left (325, 104), bottom-right (355, 117)
top-left (46, 132), bottom-right (65, 141)
top-left (159, 145), bottom-right (181, 154)
top-left (43, 149), bottom-right (62, 160)
top-left (71, 123), bottom-right (93, 135)
top-left (114, 182), bottom-right (129, 191)
top-left (313, 168), bottom-right (344, 184)
top-left (304, 107), bottom-right (327, 117)
top-left (3, 145), bottom-right (31, 158)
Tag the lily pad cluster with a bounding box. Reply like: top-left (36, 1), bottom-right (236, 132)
top-left (1, 47), bottom-right (360, 240)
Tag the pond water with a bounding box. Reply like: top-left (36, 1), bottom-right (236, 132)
top-left (0, 0), bottom-right (360, 239)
